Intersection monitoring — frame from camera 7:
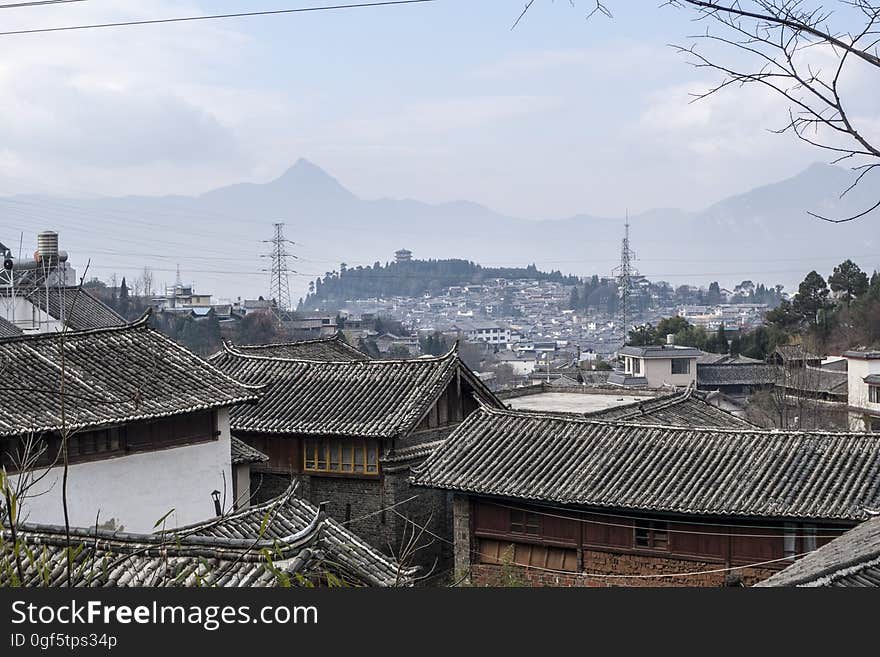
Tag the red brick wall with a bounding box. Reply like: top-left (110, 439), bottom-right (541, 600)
top-left (468, 549), bottom-right (778, 587)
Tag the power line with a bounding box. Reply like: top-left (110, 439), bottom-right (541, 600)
top-left (263, 223), bottom-right (296, 313)
top-left (0, 0), bottom-right (85, 8)
top-left (490, 500), bottom-right (848, 538)
top-left (0, 0), bottom-right (438, 37)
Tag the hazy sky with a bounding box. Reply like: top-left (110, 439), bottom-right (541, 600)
top-left (0, 0), bottom-right (876, 219)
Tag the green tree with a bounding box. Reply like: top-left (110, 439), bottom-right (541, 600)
top-left (655, 316), bottom-right (690, 338)
top-left (765, 299), bottom-right (800, 331)
top-left (828, 259), bottom-right (869, 304)
top-left (792, 271), bottom-right (830, 325)
top-left (715, 324), bottom-right (729, 354)
top-left (237, 311), bottom-right (283, 345)
top-left (628, 324), bottom-right (655, 346)
top-left (707, 281), bottom-right (722, 304)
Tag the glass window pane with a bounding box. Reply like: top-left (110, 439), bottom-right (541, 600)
top-left (342, 445), bottom-right (353, 471)
top-left (354, 444), bottom-right (364, 472)
top-left (304, 440), bottom-right (316, 469)
top-left (784, 523), bottom-right (797, 558)
top-left (329, 440), bottom-right (340, 471)
top-left (367, 444), bottom-right (377, 473)
top-left (803, 525), bottom-right (817, 552)
top-left (316, 440), bottom-right (328, 470)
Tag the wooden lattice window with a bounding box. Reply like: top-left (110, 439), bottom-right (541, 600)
top-left (304, 438), bottom-right (378, 475)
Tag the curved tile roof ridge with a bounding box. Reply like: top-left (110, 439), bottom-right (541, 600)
top-left (0, 308), bottom-right (151, 345)
top-left (11, 503), bottom-right (324, 555)
top-left (479, 402), bottom-right (880, 436)
top-left (220, 340), bottom-right (460, 366)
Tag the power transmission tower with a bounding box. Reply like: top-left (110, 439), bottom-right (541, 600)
top-left (261, 223), bottom-right (296, 316)
top-left (612, 215), bottom-right (638, 346)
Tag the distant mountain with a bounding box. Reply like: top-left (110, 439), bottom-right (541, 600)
top-left (0, 160), bottom-right (876, 300)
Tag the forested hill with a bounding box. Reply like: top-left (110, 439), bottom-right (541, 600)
top-left (298, 259), bottom-right (578, 309)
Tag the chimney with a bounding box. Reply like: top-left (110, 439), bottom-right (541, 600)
top-left (666, 334), bottom-right (675, 346)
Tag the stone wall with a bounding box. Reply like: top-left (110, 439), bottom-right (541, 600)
top-left (253, 470), bottom-right (451, 574)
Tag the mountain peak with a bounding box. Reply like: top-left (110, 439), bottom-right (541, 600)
top-left (280, 157), bottom-right (327, 177)
top-left (268, 158), bottom-right (356, 202)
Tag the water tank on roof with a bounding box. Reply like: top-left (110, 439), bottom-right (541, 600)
top-left (37, 231), bottom-right (59, 261)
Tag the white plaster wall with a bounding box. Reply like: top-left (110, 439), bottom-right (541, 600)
top-left (12, 408), bottom-right (233, 533)
top-left (0, 297), bottom-right (62, 333)
top-left (644, 358), bottom-right (697, 388)
top-left (234, 464), bottom-right (251, 510)
top-left (847, 358), bottom-right (880, 413)
top-left (508, 360), bottom-right (535, 376)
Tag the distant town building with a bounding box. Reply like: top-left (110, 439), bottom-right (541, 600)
top-left (845, 349), bottom-right (880, 432)
top-left (0, 230), bottom-right (121, 334)
top-left (286, 315), bottom-right (337, 337)
top-left (612, 340), bottom-right (700, 388)
top-left (452, 320), bottom-right (511, 346)
top-left (395, 248), bottom-right (413, 263)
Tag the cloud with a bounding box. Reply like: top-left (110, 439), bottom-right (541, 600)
top-left (0, 0), bottom-right (252, 194)
top-left (332, 95), bottom-right (563, 142)
top-left (471, 42), bottom-right (679, 81)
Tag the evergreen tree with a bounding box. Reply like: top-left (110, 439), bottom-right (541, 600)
top-left (792, 270), bottom-right (830, 325)
top-left (828, 259), bottom-right (869, 304)
top-left (716, 323), bottom-right (729, 354)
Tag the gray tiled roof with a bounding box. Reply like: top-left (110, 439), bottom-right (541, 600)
top-left (586, 387), bottom-right (756, 428)
top-left (781, 367), bottom-right (848, 396)
top-left (697, 363), bottom-right (777, 387)
top-left (697, 351), bottom-right (762, 365)
top-left (185, 486), bottom-right (415, 587)
top-left (845, 350), bottom-right (880, 360)
top-left (213, 346), bottom-right (501, 439)
top-left (757, 515), bottom-right (880, 587)
top-left (411, 406), bottom-right (880, 521)
top-left (619, 345), bottom-right (702, 359)
top-left (230, 437), bottom-right (268, 465)
top-left (25, 286), bottom-right (125, 330)
top-left (213, 334), bottom-right (370, 362)
top-left (2, 497), bottom-right (324, 587)
top-left (607, 371), bottom-right (648, 387)
top-left (2, 487), bottom-right (413, 587)
top-left (774, 344), bottom-right (822, 362)
top-left (0, 316), bottom-right (21, 338)
top-left (0, 315), bottom-right (259, 438)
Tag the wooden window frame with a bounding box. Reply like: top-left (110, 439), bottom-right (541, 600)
top-left (869, 385), bottom-right (880, 404)
top-left (509, 509), bottom-right (541, 536)
top-left (303, 437), bottom-right (379, 476)
top-left (633, 519), bottom-right (669, 551)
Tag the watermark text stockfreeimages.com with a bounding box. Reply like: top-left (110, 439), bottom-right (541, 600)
top-left (10, 599), bottom-right (318, 632)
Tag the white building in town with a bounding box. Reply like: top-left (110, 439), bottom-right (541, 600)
top-left (845, 349), bottom-right (880, 432)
